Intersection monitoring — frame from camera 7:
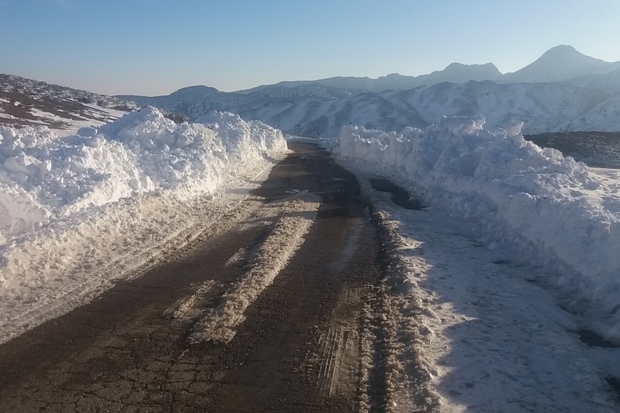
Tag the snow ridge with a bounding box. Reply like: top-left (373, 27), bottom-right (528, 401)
top-left (339, 118), bottom-right (620, 341)
top-left (0, 107), bottom-right (285, 243)
top-left (0, 107), bottom-right (288, 344)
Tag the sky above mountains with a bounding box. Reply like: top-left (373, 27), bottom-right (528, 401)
top-left (1, 0), bottom-right (619, 96)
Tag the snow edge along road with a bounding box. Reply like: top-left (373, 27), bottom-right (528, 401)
top-left (341, 160), bottom-right (620, 412)
top-left (0, 107), bottom-right (289, 345)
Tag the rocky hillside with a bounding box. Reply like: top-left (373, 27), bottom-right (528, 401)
top-left (0, 74), bottom-right (137, 131)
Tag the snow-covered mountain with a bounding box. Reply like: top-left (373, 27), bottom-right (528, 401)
top-left (116, 45), bottom-right (620, 138)
top-left (121, 86), bottom-right (428, 138)
top-left (5, 46), bottom-right (620, 138)
top-left (238, 84), bottom-right (362, 99)
top-left (567, 67), bottom-right (620, 92)
top-left (385, 80), bottom-right (620, 134)
top-left (502, 45), bottom-right (620, 83)
top-left (120, 79), bottom-right (620, 138)
top-left (0, 74), bottom-right (138, 131)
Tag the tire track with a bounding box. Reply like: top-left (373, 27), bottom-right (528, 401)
top-left (0, 142), bottom-right (394, 412)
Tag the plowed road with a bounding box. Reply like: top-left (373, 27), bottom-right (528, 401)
top-left (0, 143), bottom-right (398, 412)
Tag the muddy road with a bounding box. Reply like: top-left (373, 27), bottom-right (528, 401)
top-left (0, 143), bottom-right (397, 412)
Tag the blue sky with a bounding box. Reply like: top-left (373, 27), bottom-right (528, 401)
top-left (1, 0), bottom-right (619, 96)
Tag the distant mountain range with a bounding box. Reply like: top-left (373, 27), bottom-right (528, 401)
top-left (239, 62), bottom-right (503, 94)
top-left (232, 45), bottom-right (620, 93)
top-left (2, 45), bottom-right (620, 137)
top-left (117, 46), bottom-right (620, 137)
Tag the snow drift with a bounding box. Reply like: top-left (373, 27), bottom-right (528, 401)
top-left (0, 107), bottom-right (287, 343)
top-left (339, 118), bottom-right (620, 340)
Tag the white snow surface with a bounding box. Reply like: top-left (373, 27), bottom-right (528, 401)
top-left (363, 196), bottom-right (618, 412)
top-left (0, 107), bottom-right (288, 344)
top-left (338, 118), bottom-right (620, 343)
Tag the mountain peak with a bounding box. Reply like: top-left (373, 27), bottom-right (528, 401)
top-left (502, 45), bottom-right (620, 83)
top-left (543, 44), bottom-right (578, 55)
top-left (535, 45), bottom-right (593, 64)
top-left (422, 62), bottom-right (502, 84)
top-left (442, 62), bottom-right (501, 73)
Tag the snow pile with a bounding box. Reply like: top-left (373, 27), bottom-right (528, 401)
top-left (0, 107), bottom-right (285, 244)
top-left (339, 117), bottom-right (620, 340)
top-left (0, 107), bottom-right (287, 343)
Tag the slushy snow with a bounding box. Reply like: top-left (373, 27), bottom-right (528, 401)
top-left (0, 107), bottom-right (288, 344)
top-left (338, 117), bottom-right (620, 342)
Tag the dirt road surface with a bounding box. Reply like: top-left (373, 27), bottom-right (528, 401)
top-left (0, 143), bottom-right (410, 412)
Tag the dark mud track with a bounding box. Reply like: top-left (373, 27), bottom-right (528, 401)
top-left (0, 143), bottom-right (392, 412)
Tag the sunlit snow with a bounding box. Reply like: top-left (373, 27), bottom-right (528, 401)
top-left (339, 117), bottom-right (620, 342)
top-left (0, 107), bottom-right (288, 344)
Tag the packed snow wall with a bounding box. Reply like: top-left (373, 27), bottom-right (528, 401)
top-left (0, 107), bottom-right (288, 343)
top-left (339, 117), bottom-right (620, 340)
top-left (0, 107), bottom-right (286, 244)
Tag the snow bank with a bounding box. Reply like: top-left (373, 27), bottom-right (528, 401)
top-left (0, 107), bottom-right (287, 343)
top-left (0, 107), bottom-right (285, 243)
top-left (339, 117), bottom-right (620, 340)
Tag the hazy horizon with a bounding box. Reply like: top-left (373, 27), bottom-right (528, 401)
top-left (1, 0), bottom-right (619, 96)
